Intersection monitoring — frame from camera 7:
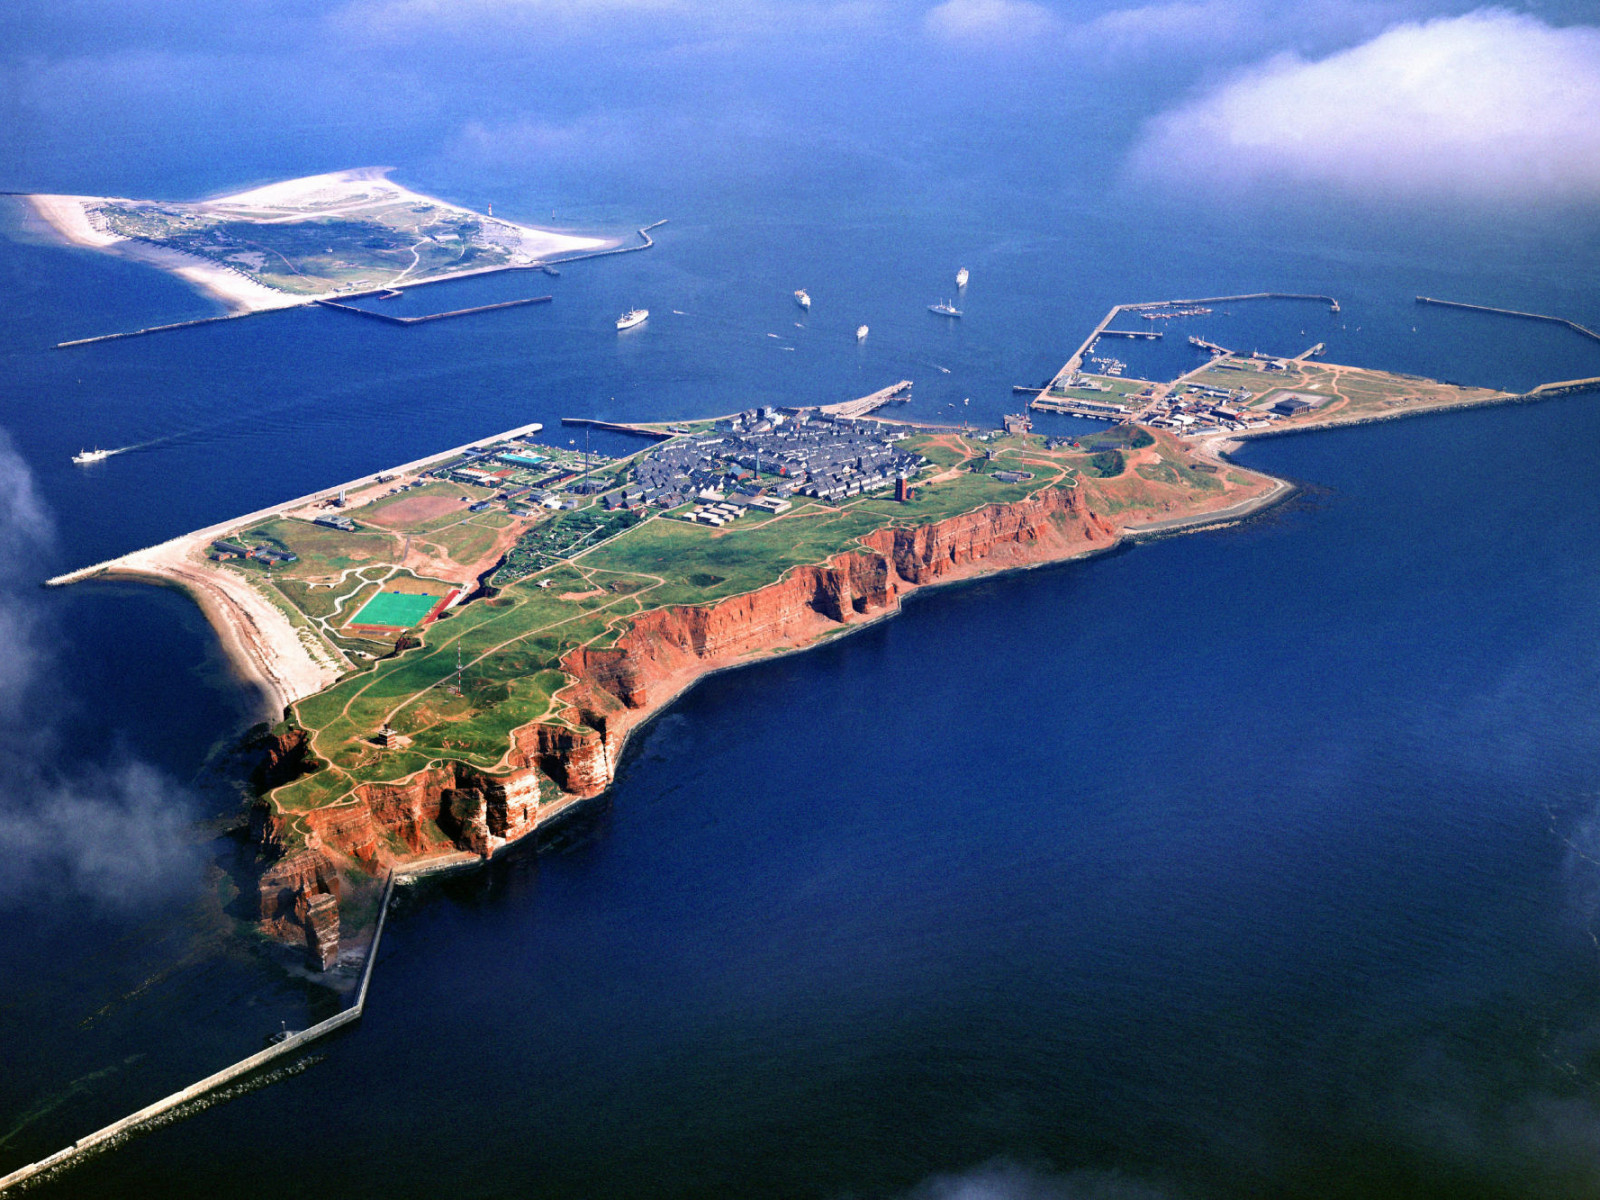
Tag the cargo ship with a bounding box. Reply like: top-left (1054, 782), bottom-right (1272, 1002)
top-left (616, 308), bottom-right (648, 331)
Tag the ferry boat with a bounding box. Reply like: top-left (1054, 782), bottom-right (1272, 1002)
top-left (956, 267), bottom-right (969, 288)
top-left (856, 324), bottom-right (869, 340)
top-left (928, 301), bottom-right (961, 317)
top-left (616, 308), bottom-right (648, 331)
top-left (72, 447), bottom-right (113, 465)
top-left (794, 289), bottom-right (811, 310)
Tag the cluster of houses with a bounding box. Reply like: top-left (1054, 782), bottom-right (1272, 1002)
top-left (1143, 375), bottom-right (1327, 434)
top-left (682, 494), bottom-right (793, 526)
top-left (210, 538), bottom-right (298, 567)
top-left (421, 437), bottom-right (603, 515)
top-left (612, 408), bottom-right (928, 511)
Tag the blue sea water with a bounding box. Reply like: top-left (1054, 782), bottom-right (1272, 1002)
top-left (5, 108), bottom-right (1600, 1200)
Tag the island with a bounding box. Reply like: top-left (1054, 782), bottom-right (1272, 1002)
top-left (42, 293), bottom-right (1600, 973)
top-left (27, 168), bottom-right (623, 331)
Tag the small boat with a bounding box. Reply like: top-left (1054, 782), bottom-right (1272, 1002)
top-left (72, 447), bottom-right (114, 465)
top-left (794, 290), bottom-right (811, 310)
top-left (856, 325), bottom-right (868, 341)
top-left (956, 267), bottom-right (969, 288)
top-left (616, 308), bottom-right (648, 331)
top-left (928, 301), bottom-right (961, 317)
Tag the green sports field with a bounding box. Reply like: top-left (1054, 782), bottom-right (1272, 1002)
top-left (347, 590), bottom-right (440, 629)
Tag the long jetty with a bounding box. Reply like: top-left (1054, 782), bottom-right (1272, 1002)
top-left (560, 417), bottom-right (675, 440)
top-left (54, 220), bottom-right (667, 349)
top-left (820, 379), bottom-right (914, 418)
top-left (1415, 296), bottom-right (1600, 347)
top-left (44, 418), bottom-right (550, 588)
top-left (0, 872), bottom-right (398, 1194)
top-left (314, 294), bottom-right (551, 325)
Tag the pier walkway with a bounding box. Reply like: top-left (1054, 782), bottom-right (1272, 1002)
top-left (44, 419), bottom-right (549, 587)
top-left (560, 417), bottom-right (675, 440)
top-left (820, 380), bottom-right (914, 418)
top-left (0, 873), bottom-right (398, 1194)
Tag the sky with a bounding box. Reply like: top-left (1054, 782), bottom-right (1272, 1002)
top-left (5, 0), bottom-right (1600, 216)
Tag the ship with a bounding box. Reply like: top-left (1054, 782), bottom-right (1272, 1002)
top-left (956, 267), bottom-right (969, 288)
top-left (856, 324), bottom-right (869, 340)
top-left (72, 447), bottom-right (114, 465)
top-left (794, 289), bottom-right (811, 310)
top-left (616, 308), bottom-right (648, 331)
top-left (928, 301), bottom-right (962, 317)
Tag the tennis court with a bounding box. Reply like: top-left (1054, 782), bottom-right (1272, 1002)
top-left (347, 590), bottom-right (440, 629)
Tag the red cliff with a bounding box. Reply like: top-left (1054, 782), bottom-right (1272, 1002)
top-left (257, 485), bottom-right (1116, 963)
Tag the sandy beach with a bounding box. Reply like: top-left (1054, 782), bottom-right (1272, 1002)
top-left (28, 193), bottom-right (313, 313)
top-left (26, 168), bottom-right (610, 315)
top-left (106, 535), bottom-right (344, 717)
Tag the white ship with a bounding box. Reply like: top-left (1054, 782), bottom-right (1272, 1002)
top-left (956, 267), bottom-right (969, 288)
top-left (72, 447), bottom-right (114, 465)
top-left (616, 308), bottom-right (648, 331)
top-left (794, 289), bottom-right (811, 310)
top-left (928, 301), bottom-right (962, 317)
top-left (856, 324), bottom-right (869, 341)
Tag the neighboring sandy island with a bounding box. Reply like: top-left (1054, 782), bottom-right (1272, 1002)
top-left (27, 168), bottom-right (610, 315)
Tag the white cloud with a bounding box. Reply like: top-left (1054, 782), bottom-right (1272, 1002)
top-left (924, 0), bottom-right (1061, 46)
top-left (1128, 10), bottom-right (1600, 204)
top-left (0, 430), bottom-right (199, 908)
top-left (1074, 0), bottom-right (1420, 62)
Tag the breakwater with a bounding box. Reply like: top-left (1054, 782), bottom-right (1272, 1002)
top-left (559, 417), bottom-right (676, 440)
top-left (1415, 296), bottom-right (1600, 347)
top-left (52, 220), bottom-right (666, 348)
top-left (1059, 292), bottom-right (1342, 376)
top-left (0, 872), bottom-right (398, 1194)
top-left (313, 294), bottom-right (552, 325)
top-left (56, 311), bottom-right (259, 348)
top-left (44, 417), bottom-right (550, 587)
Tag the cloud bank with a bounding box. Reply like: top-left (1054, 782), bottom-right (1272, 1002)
top-left (923, 0), bottom-right (1061, 46)
top-left (0, 432), bottom-right (198, 908)
top-left (1128, 10), bottom-right (1600, 205)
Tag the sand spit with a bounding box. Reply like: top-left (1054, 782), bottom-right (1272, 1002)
top-left (26, 168), bottom-right (610, 315)
top-left (28, 193), bottom-right (311, 314)
top-left (107, 534), bottom-right (344, 716)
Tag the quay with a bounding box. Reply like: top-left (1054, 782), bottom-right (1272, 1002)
top-left (560, 417), bottom-right (675, 440)
top-left (1415, 296), bottom-right (1600, 347)
top-left (819, 379), bottom-right (914, 419)
top-left (1028, 396), bottom-right (1126, 420)
top-left (0, 873), bottom-right (397, 1194)
top-left (313, 294), bottom-right (552, 325)
top-left (1053, 292), bottom-right (1341, 390)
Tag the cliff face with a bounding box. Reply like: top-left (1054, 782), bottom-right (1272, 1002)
top-left (257, 485), bottom-right (1115, 964)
